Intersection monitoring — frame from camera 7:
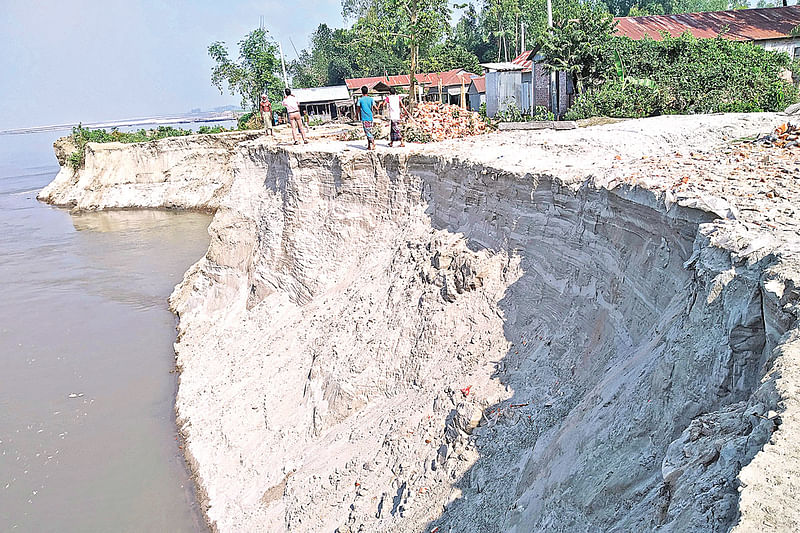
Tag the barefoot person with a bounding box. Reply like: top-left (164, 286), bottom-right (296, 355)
top-left (383, 87), bottom-right (407, 147)
top-left (260, 94), bottom-right (274, 138)
top-left (357, 86), bottom-right (377, 151)
top-left (282, 88), bottom-right (307, 145)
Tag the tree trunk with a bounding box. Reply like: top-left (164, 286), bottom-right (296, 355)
top-left (409, 42), bottom-right (417, 115)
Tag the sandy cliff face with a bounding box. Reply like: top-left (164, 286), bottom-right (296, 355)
top-left (42, 115), bottom-right (800, 532)
top-left (39, 131), bottom-right (259, 210)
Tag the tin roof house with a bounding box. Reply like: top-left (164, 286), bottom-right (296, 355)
top-left (467, 76), bottom-right (486, 112)
top-left (345, 68), bottom-right (478, 106)
top-left (482, 6), bottom-right (800, 119)
top-left (614, 5), bottom-right (800, 58)
top-left (291, 85), bottom-right (352, 120)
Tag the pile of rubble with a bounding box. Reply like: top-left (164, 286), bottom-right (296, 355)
top-left (403, 102), bottom-right (490, 143)
top-left (753, 122), bottom-right (799, 149)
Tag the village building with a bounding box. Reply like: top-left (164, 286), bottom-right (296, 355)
top-left (481, 5), bottom-right (800, 119)
top-left (614, 5), bottom-right (800, 58)
top-left (467, 76), bottom-right (485, 112)
top-left (291, 85), bottom-right (352, 121)
top-left (481, 56), bottom-right (570, 118)
top-left (345, 68), bottom-right (478, 107)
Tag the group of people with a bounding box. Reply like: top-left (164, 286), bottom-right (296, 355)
top-left (260, 89), bottom-right (308, 145)
top-left (257, 85), bottom-right (410, 150)
top-left (357, 85), bottom-right (407, 151)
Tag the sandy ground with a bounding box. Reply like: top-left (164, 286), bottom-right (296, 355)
top-left (40, 112), bottom-right (800, 532)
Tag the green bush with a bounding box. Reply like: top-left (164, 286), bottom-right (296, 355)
top-left (67, 124), bottom-right (222, 170)
top-left (572, 34), bottom-right (799, 119)
top-left (237, 112), bottom-right (255, 130)
top-left (494, 102), bottom-right (530, 122)
top-left (197, 125), bottom-right (229, 134)
top-left (533, 106), bottom-right (555, 121)
top-left (565, 81), bottom-right (667, 120)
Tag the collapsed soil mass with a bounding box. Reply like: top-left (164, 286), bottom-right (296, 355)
top-left (40, 113), bottom-right (800, 532)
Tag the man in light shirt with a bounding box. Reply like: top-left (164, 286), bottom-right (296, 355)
top-left (383, 86), bottom-right (408, 148)
top-left (282, 88), bottom-right (307, 144)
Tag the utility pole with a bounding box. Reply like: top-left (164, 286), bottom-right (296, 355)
top-left (547, 0), bottom-right (558, 119)
top-left (278, 42), bottom-right (289, 88)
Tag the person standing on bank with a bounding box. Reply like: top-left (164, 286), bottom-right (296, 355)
top-left (383, 87), bottom-right (407, 148)
top-left (357, 85), bottom-right (377, 151)
top-left (260, 94), bottom-right (274, 138)
top-left (282, 88), bottom-right (307, 145)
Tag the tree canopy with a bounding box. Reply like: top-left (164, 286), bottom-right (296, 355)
top-left (208, 28), bottom-right (284, 111)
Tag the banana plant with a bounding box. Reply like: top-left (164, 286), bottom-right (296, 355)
top-left (613, 49), bottom-right (657, 89)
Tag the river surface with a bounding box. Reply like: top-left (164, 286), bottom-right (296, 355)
top-left (0, 129), bottom-right (213, 531)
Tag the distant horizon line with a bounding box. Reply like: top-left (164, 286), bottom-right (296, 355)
top-left (0, 109), bottom-right (242, 136)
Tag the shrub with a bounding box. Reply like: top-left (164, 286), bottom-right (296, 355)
top-left (237, 112), bottom-right (255, 130)
top-left (197, 125), bottom-right (229, 134)
top-left (573, 34), bottom-right (799, 119)
top-left (494, 102), bottom-right (530, 123)
top-left (564, 81), bottom-right (667, 120)
top-left (533, 106), bottom-right (555, 121)
top-left (67, 124), bottom-right (211, 170)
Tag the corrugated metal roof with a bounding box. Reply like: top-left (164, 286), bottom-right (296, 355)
top-left (511, 51), bottom-right (534, 73)
top-left (345, 69), bottom-right (477, 91)
top-left (615, 6), bottom-right (800, 42)
top-left (292, 85), bottom-right (351, 104)
top-left (469, 76), bottom-right (486, 93)
top-left (480, 62), bottom-right (525, 71)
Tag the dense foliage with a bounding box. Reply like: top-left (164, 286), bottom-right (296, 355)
top-left (222, 1), bottom-right (798, 123)
top-left (68, 125), bottom-right (229, 170)
top-left (565, 34), bottom-right (798, 120)
top-left (537, 1), bottom-right (617, 94)
top-left (208, 29), bottom-right (285, 111)
top-left (343, 0), bottom-right (452, 111)
top-left (286, 0), bottom-right (783, 90)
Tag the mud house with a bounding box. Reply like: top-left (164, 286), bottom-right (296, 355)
top-left (614, 5), bottom-right (800, 58)
top-left (291, 85), bottom-right (352, 121)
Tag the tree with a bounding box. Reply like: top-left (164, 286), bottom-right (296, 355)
top-left (290, 22), bottom-right (407, 87)
top-left (208, 28), bottom-right (284, 111)
top-left (343, 0), bottom-right (451, 112)
top-left (421, 42), bottom-right (482, 73)
top-left (451, 4), bottom-right (494, 62)
top-left (537, 1), bottom-right (617, 94)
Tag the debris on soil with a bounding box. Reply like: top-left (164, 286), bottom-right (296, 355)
top-left (752, 123), bottom-right (800, 149)
top-left (404, 102), bottom-right (489, 143)
top-left (607, 122), bottom-right (800, 233)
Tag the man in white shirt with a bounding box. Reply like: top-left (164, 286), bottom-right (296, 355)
top-left (282, 88), bottom-right (307, 144)
top-left (382, 86), bottom-right (408, 148)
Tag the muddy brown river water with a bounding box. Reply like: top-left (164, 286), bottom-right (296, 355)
top-left (0, 131), bottom-right (208, 531)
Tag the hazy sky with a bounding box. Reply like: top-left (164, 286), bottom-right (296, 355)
top-left (0, 0), bottom-right (344, 129)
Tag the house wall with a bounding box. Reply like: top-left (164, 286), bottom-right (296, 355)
top-left (486, 70), bottom-right (523, 117)
top-left (532, 64), bottom-right (570, 116)
top-left (759, 37), bottom-right (800, 59)
top-left (467, 90), bottom-right (485, 112)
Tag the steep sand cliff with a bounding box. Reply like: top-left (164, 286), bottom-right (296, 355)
top-left (40, 115), bottom-right (800, 532)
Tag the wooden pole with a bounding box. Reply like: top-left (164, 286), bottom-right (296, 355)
top-left (547, 0), bottom-right (557, 119)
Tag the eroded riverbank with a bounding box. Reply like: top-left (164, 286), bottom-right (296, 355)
top-left (39, 114), bottom-right (800, 532)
